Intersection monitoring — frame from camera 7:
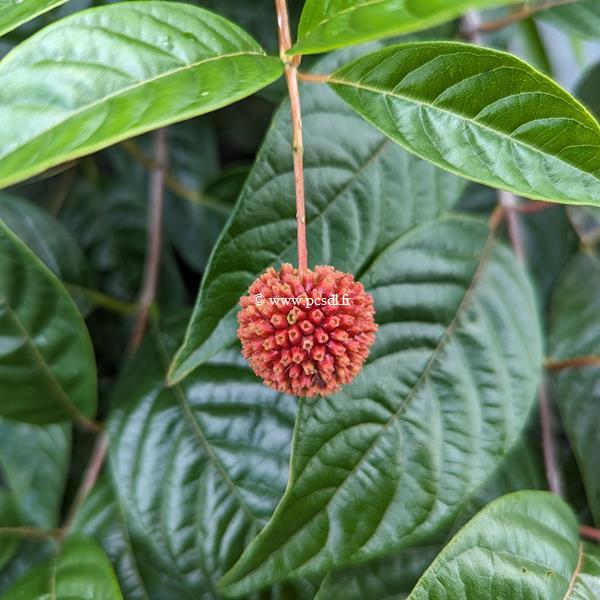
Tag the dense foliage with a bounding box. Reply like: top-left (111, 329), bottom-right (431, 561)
top-left (0, 0), bottom-right (599, 598)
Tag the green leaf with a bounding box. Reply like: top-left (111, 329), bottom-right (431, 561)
top-left (219, 216), bottom-right (543, 595)
top-left (3, 535), bottom-right (123, 599)
top-left (108, 315), bottom-right (301, 598)
top-left (0, 492), bottom-right (21, 569)
top-left (315, 432), bottom-right (545, 600)
top-left (0, 193), bottom-right (92, 288)
top-left (549, 252), bottom-right (600, 526)
top-left (539, 0), bottom-right (600, 41)
top-left (0, 217), bottom-right (96, 424)
top-left (0, 420), bottom-right (70, 528)
top-left (407, 491), bottom-right (591, 599)
top-left (0, 1), bottom-right (283, 189)
top-left (573, 544), bottom-right (600, 599)
top-left (0, 0), bottom-right (69, 38)
top-left (292, 0), bottom-right (518, 55)
top-left (329, 42), bottom-right (600, 206)
top-left (168, 48), bottom-right (468, 383)
top-left (72, 477), bottom-right (151, 600)
top-left (59, 153), bottom-right (185, 307)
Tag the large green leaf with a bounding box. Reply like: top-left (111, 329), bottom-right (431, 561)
top-left (3, 535), bottom-right (123, 599)
top-left (0, 193), bottom-right (92, 288)
top-left (407, 491), bottom-right (598, 599)
top-left (0, 218), bottom-right (96, 424)
top-left (0, 0), bottom-right (69, 38)
top-left (108, 316), bottom-right (311, 598)
top-left (0, 1), bottom-right (282, 189)
top-left (539, 0), bottom-right (600, 40)
top-left (329, 42), bottom-right (600, 206)
top-left (0, 492), bottom-right (21, 569)
top-left (315, 432), bottom-right (545, 599)
top-left (59, 150), bottom-right (185, 308)
top-left (168, 48), bottom-right (468, 383)
top-left (549, 252), bottom-right (600, 526)
top-left (219, 216), bottom-right (543, 595)
top-left (72, 477), bottom-right (152, 600)
top-left (292, 0), bottom-right (517, 55)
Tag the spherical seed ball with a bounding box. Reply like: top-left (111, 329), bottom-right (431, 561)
top-left (237, 263), bottom-right (377, 397)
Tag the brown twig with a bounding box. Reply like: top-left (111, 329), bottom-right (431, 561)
top-left (539, 378), bottom-right (563, 496)
top-left (516, 201), bottom-right (555, 214)
top-left (580, 525), bottom-right (600, 544)
top-left (464, 0), bottom-right (578, 36)
top-left (498, 190), bottom-right (527, 261)
top-left (545, 356), bottom-right (600, 371)
top-left (60, 432), bottom-right (109, 537)
top-left (276, 0), bottom-right (308, 276)
top-left (128, 128), bottom-right (168, 354)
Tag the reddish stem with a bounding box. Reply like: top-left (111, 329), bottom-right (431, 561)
top-left (545, 356), bottom-right (600, 371)
top-left (539, 379), bottom-right (563, 497)
top-left (275, 0), bottom-right (308, 276)
top-left (129, 128), bottom-right (168, 353)
top-left (581, 525), bottom-right (600, 544)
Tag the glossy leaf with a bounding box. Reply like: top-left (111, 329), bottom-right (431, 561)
top-left (539, 0), bottom-right (600, 41)
top-left (3, 535), bottom-right (123, 599)
top-left (219, 216), bottom-right (543, 595)
top-left (72, 477), bottom-right (152, 600)
top-left (168, 49), bottom-right (468, 383)
top-left (59, 153), bottom-right (185, 308)
top-left (292, 0), bottom-right (518, 55)
top-left (0, 193), bottom-right (92, 287)
top-left (0, 1), bottom-right (283, 189)
top-left (0, 218), bottom-right (96, 423)
top-left (0, 0), bottom-right (69, 38)
top-left (0, 419), bottom-right (70, 528)
top-left (108, 316), bottom-right (302, 598)
top-left (315, 432), bottom-right (545, 599)
top-left (407, 491), bottom-right (594, 599)
top-left (549, 252), bottom-right (600, 526)
top-left (329, 42), bottom-right (600, 205)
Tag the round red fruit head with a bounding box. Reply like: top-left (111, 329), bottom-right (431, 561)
top-left (237, 264), bottom-right (377, 397)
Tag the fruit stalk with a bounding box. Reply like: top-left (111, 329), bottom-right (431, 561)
top-left (275, 0), bottom-right (307, 276)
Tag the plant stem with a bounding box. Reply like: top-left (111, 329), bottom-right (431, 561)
top-left (66, 284), bottom-right (140, 316)
top-left (121, 140), bottom-right (229, 215)
top-left (539, 378), bottom-right (563, 496)
top-left (545, 356), bottom-right (600, 371)
top-left (60, 432), bottom-right (109, 536)
top-left (275, 0), bottom-right (308, 276)
top-left (498, 190), bottom-right (527, 261)
top-left (0, 527), bottom-right (62, 540)
top-left (129, 128), bottom-right (168, 354)
top-left (297, 71), bottom-right (330, 84)
top-left (465, 0), bottom-right (577, 36)
top-left (580, 525), bottom-right (600, 544)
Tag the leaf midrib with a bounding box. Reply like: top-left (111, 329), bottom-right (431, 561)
top-left (0, 293), bottom-right (86, 423)
top-left (329, 76), bottom-right (600, 188)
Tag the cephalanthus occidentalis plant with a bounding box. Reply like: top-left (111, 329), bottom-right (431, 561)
top-left (237, 264), bottom-right (377, 397)
top-left (237, 1), bottom-right (377, 396)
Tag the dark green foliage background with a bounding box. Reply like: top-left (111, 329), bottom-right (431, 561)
top-left (0, 1), bottom-right (600, 599)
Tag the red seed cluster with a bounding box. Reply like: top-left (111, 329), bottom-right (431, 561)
top-left (237, 264), bottom-right (377, 397)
